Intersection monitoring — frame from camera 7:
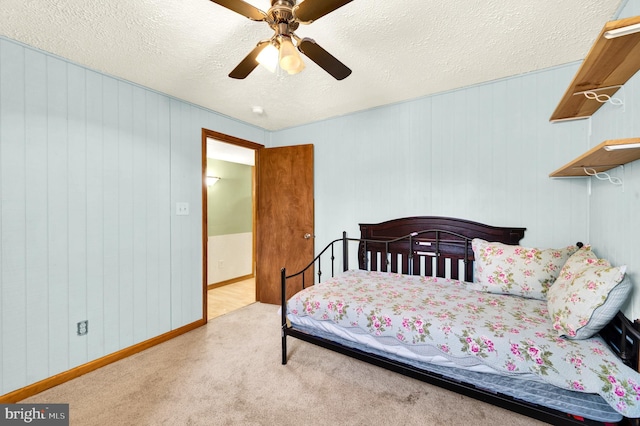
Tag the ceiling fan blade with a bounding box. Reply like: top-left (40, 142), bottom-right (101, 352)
top-left (294, 0), bottom-right (354, 23)
top-left (229, 41), bottom-right (269, 79)
top-left (297, 38), bottom-right (352, 80)
top-left (209, 0), bottom-right (265, 21)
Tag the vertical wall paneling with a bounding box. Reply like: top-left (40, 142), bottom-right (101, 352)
top-left (603, 0), bottom-right (640, 317)
top-left (143, 91), bottom-right (159, 338)
top-left (46, 55), bottom-right (70, 377)
top-left (131, 85), bottom-right (147, 343)
top-left (1, 39), bottom-right (27, 392)
top-left (532, 70), bottom-right (555, 238)
top-left (473, 83), bottom-right (495, 220)
top-left (448, 90), bottom-right (463, 213)
top-left (24, 48), bottom-right (49, 384)
top-left (67, 63), bottom-right (88, 367)
top-left (396, 105), bottom-right (412, 211)
top-left (429, 94), bottom-right (446, 213)
top-left (156, 96), bottom-right (172, 335)
top-left (463, 88), bottom-right (478, 216)
top-left (586, 7), bottom-right (637, 256)
top-left (587, 0), bottom-right (640, 318)
top-left (433, 93), bottom-right (451, 213)
top-left (492, 80), bottom-right (510, 217)
top-left (169, 100), bottom-right (182, 328)
top-left (505, 77), bottom-right (524, 226)
top-left (539, 65), bottom-right (589, 244)
top-left (169, 102), bottom-right (202, 326)
top-left (117, 81), bottom-right (134, 348)
top-left (101, 76), bottom-right (120, 355)
top-left (405, 98), bottom-right (431, 214)
top-left (271, 65), bottom-right (592, 250)
top-left (85, 70), bottom-right (105, 361)
top-left (181, 104), bottom-right (193, 324)
top-left (0, 35), bottom-right (265, 395)
top-left (186, 106), bottom-right (201, 322)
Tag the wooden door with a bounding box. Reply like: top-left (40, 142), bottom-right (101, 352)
top-left (256, 144), bottom-right (314, 305)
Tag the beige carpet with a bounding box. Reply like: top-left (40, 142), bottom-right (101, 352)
top-left (24, 303), bottom-right (547, 425)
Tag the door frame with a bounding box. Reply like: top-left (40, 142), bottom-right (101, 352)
top-left (201, 128), bottom-right (264, 321)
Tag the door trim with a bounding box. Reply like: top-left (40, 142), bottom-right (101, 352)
top-left (201, 129), bottom-right (264, 321)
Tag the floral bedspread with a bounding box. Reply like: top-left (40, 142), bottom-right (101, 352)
top-left (287, 269), bottom-right (640, 417)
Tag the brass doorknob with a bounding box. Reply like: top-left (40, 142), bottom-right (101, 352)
top-left (304, 233), bottom-right (312, 239)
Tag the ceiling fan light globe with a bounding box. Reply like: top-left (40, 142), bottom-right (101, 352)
top-left (278, 37), bottom-right (304, 73)
top-left (256, 43), bottom-right (279, 73)
top-left (286, 59), bottom-right (305, 75)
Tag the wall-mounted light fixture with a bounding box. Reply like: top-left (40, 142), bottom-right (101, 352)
top-left (206, 176), bottom-right (221, 186)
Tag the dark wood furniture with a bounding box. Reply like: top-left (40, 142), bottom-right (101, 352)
top-left (280, 216), bottom-right (640, 425)
top-left (358, 216), bottom-right (524, 280)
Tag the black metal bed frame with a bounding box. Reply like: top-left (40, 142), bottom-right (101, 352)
top-left (280, 217), bottom-right (640, 426)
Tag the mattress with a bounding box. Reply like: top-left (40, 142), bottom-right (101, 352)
top-left (286, 269), bottom-right (640, 421)
top-left (289, 318), bottom-right (621, 422)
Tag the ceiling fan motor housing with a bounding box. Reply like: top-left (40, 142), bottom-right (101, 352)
top-left (268, 0), bottom-right (298, 31)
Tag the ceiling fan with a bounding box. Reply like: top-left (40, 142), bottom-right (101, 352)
top-left (210, 0), bottom-right (354, 80)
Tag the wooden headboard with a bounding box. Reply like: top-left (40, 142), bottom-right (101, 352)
top-left (358, 216), bottom-right (526, 282)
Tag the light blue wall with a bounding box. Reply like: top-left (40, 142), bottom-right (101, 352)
top-left (270, 65), bottom-right (590, 249)
top-left (0, 37), bottom-right (266, 395)
top-left (588, 0), bottom-right (640, 315)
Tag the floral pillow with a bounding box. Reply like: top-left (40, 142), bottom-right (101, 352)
top-left (547, 246), bottom-right (629, 340)
top-left (471, 239), bottom-right (579, 300)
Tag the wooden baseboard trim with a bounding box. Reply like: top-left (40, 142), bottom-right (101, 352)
top-left (207, 273), bottom-right (254, 290)
top-left (0, 318), bottom-right (206, 403)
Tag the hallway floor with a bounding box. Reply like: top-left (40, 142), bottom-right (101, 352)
top-left (208, 277), bottom-right (256, 320)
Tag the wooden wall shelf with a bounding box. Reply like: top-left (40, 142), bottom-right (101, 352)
top-left (550, 138), bottom-right (640, 177)
top-left (550, 16), bottom-right (640, 122)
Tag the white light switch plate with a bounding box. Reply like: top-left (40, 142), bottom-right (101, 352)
top-left (176, 202), bottom-right (190, 216)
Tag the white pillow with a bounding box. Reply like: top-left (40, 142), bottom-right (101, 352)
top-left (547, 246), bottom-right (628, 339)
top-left (471, 238), bottom-right (579, 300)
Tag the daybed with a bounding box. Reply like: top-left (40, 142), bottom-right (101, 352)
top-left (280, 216), bottom-right (640, 425)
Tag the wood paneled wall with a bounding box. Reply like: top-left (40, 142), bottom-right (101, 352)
top-left (271, 64), bottom-right (590, 251)
top-left (0, 37), bottom-right (265, 395)
top-left (586, 0), bottom-right (640, 319)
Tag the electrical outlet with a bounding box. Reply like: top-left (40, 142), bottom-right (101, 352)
top-left (77, 320), bottom-right (88, 336)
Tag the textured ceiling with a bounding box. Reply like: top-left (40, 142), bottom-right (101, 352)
top-left (0, 0), bottom-right (624, 131)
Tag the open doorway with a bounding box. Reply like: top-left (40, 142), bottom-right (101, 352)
top-left (202, 129), bottom-right (264, 320)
